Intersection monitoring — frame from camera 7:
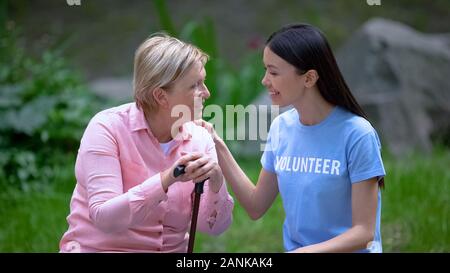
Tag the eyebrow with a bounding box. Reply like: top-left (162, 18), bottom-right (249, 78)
top-left (266, 64), bottom-right (278, 70)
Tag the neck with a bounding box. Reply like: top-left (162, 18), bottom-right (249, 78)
top-left (293, 86), bottom-right (335, 126)
top-left (145, 110), bottom-right (176, 143)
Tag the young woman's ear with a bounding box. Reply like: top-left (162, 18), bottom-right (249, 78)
top-left (304, 69), bottom-right (319, 88)
top-left (152, 87), bottom-right (169, 108)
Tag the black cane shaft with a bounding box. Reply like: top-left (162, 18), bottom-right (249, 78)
top-left (187, 191), bottom-right (201, 253)
top-left (173, 165), bottom-right (207, 253)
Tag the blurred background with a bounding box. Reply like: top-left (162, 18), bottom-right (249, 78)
top-left (0, 0), bottom-right (449, 252)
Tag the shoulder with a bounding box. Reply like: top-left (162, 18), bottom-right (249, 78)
top-left (270, 108), bottom-right (298, 129)
top-left (184, 121), bottom-right (214, 143)
top-left (84, 103), bottom-right (135, 138)
top-left (337, 107), bottom-right (377, 138)
top-left (78, 104), bottom-right (134, 149)
top-left (89, 103), bottom-right (134, 128)
top-left (336, 107), bottom-right (382, 148)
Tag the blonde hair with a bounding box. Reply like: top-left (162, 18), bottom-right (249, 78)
top-left (133, 33), bottom-right (208, 113)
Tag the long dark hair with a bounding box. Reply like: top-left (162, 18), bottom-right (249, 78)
top-left (266, 23), bottom-right (385, 188)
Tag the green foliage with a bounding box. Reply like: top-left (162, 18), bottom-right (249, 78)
top-left (153, 0), bottom-right (177, 37)
top-left (381, 147), bottom-right (450, 252)
top-left (0, 26), bottom-right (105, 190)
top-left (152, 0), bottom-right (265, 109)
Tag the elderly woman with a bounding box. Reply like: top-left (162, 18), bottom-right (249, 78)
top-left (59, 34), bottom-right (234, 253)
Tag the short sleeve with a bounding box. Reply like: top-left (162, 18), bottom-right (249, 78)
top-left (348, 129), bottom-right (386, 184)
top-left (261, 123), bottom-right (276, 173)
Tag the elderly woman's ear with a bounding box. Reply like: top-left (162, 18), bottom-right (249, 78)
top-left (152, 87), bottom-right (169, 109)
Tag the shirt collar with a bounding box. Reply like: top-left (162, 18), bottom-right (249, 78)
top-left (129, 103), bottom-right (149, 132)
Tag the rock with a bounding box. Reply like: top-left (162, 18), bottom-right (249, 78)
top-left (336, 18), bottom-right (450, 156)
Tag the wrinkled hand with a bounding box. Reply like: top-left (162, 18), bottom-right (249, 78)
top-left (184, 153), bottom-right (223, 192)
top-left (161, 152), bottom-right (223, 192)
top-left (161, 152), bottom-right (201, 191)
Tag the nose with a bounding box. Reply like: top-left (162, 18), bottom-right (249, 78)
top-left (261, 71), bottom-right (270, 87)
top-left (201, 84), bottom-right (210, 99)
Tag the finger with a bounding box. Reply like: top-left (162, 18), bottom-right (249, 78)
top-left (191, 162), bottom-right (214, 179)
top-left (184, 156), bottom-right (209, 173)
top-left (183, 161), bottom-right (211, 181)
top-left (192, 171), bottom-right (212, 183)
top-left (177, 152), bottom-right (203, 165)
top-left (187, 156), bottom-right (211, 171)
top-left (193, 178), bottom-right (209, 184)
top-left (193, 119), bottom-right (204, 127)
top-left (194, 119), bottom-right (214, 134)
top-left (193, 119), bottom-right (210, 127)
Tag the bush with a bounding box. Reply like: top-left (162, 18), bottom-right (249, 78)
top-left (0, 24), bottom-right (106, 191)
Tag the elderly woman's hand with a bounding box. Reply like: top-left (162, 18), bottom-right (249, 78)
top-left (160, 152), bottom-right (201, 192)
top-left (184, 154), bottom-right (223, 193)
top-left (160, 152), bottom-right (223, 193)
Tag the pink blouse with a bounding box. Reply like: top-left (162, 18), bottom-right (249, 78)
top-left (59, 103), bottom-right (234, 252)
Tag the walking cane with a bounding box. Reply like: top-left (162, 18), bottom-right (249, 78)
top-left (173, 165), bottom-right (207, 253)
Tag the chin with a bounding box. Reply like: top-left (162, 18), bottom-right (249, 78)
top-left (270, 100), bottom-right (288, 108)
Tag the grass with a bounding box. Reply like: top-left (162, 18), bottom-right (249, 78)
top-left (381, 148), bottom-right (450, 252)
top-left (0, 148), bottom-right (448, 252)
top-left (0, 159), bottom-right (74, 252)
top-left (197, 148), bottom-right (450, 253)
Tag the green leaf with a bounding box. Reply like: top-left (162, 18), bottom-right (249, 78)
top-left (8, 96), bottom-right (56, 135)
top-left (153, 0), bottom-right (177, 36)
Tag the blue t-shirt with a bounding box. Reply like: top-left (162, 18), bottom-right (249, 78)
top-left (261, 106), bottom-right (386, 252)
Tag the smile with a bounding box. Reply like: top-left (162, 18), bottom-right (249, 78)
top-left (268, 89), bottom-right (280, 96)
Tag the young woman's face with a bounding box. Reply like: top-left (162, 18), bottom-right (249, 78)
top-left (166, 61), bottom-right (209, 121)
top-left (262, 46), bottom-right (306, 107)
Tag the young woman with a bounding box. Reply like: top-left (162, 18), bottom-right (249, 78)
top-left (59, 34), bottom-right (234, 253)
top-left (196, 23), bottom-right (386, 253)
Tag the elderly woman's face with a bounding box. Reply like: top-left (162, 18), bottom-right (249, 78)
top-left (166, 61), bottom-right (210, 121)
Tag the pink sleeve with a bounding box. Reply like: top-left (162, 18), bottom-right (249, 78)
top-left (197, 182), bottom-right (234, 235)
top-left (196, 135), bottom-right (234, 235)
top-left (78, 116), bottom-right (168, 233)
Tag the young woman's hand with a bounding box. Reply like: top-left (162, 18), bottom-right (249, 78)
top-left (193, 119), bottom-right (222, 143)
